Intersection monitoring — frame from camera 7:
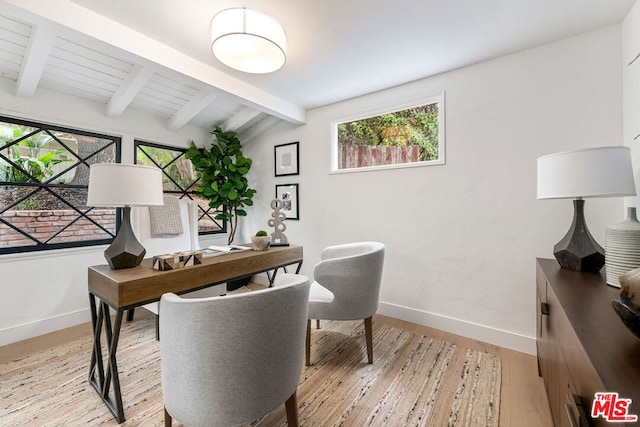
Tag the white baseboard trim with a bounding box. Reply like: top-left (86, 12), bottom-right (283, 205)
top-left (377, 301), bottom-right (536, 355)
top-left (0, 308), bottom-right (92, 347)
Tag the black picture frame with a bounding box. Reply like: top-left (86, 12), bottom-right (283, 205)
top-left (274, 141), bottom-right (299, 176)
top-left (275, 183), bottom-right (299, 220)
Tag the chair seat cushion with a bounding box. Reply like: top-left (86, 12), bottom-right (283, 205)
top-left (309, 281), bottom-right (334, 303)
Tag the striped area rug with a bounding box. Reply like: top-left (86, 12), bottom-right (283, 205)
top-left (0, 316), bottom-right (500, 426)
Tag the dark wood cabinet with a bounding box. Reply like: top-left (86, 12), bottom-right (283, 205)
top-left (536, 258), bottom-right (640, 427)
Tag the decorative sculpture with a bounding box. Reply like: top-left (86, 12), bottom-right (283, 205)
top-left (268, 198), bottom-right (289, 246)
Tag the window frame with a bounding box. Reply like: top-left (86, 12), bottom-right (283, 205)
top-left (330, 92), bottom-right (445, 173)
top-left (134, 140), bottom-right (226, 236)
top-left (0, 115), bottom-right (121, 255)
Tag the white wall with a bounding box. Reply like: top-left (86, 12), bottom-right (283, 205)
top-left (240, 26), bottom-right (626, 354)
top-left (623, 0), bottom-right (640, 188)
top-left (0, 82), bottom-right (231, 345)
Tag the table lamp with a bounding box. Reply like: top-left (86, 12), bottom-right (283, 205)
top-left (87, 163), bottom-right (163, 269)
top-left (537, 146), bottom-right (636, 272)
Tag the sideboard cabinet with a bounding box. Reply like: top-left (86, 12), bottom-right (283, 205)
top-left (536, 258), bottom-right (640, 427)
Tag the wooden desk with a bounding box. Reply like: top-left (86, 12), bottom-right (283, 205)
top-left (88, 245), bottom-right (303, 422)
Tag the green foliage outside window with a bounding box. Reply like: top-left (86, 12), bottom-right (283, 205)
top-left (337, 103), bottom-right (439, 161)
top-left (0, 125), bottom-right (72, 183)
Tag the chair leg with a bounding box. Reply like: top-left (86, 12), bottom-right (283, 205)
top-left (155, 314), bottom-right (160, 341)
top-left (284, 390), bottom-right (299, 426)
top-left (164, 407), bottom-right (172, 427)
top-left (316, 319), bottom-right (320, 329)
top-left (364, 317), bottom-right (373, 364)
top-left (126, 308), bottom-right (135, 321)
top-left (305, 319), bottom-right (311, 366)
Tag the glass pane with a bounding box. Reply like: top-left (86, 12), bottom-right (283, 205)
top-left (0, 222), bottom-right (36, 248)
top-left (48, 216), bottom-right (114, 244)
top-left (135, 142), bottom-right (225, 235)
top-left (0, 117), bottom-right (120, 253)
top-left (192, 195), bottom-right (222, 232)
top-left (136, 145), bottom-right (198, 192)
top-left (337, 102), bottom-right (440, 169)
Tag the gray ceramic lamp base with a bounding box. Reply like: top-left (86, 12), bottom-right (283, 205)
top-left (553, 199), bottom-right (604, 273)
top-left (105, 207), bottom-right (146, 269)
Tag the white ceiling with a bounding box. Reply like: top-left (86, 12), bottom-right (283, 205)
top-left (0, 0), bottom-right (635, 139)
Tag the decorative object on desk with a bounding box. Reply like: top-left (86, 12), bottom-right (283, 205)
top-left (152, 250), bottom-right (203, 271)
top-left (275, 183), bottom-right (299, 220)
top-left (251, 230), bottom-right (271, 251)
top-left (268, 198), bottom-right (289, 246)
top-left (605, 207), bottom-right (640, 287)
top-left (537, 146), bottom-right (636, 272)
top-left (274, 141), bottom-right (299, 176)
top-left (87, 163), bottom-right (163, 269)
top-left (186, 126), bottom-right (256, 245)
top-left (210, 8), bottom-right (286, 74)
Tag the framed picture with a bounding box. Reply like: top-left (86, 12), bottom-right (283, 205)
top-left (275, 183), bottom-right (299, 220)
top-left (274, 142), bottom-right (299, 176)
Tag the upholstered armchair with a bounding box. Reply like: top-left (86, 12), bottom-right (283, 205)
top-left (160, 274), bottom-right (310, 427)
top-left (306, 241), bottom-right (385, 365)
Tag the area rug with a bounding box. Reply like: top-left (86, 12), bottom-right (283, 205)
top-left (0, 316), bottom-right (501, 426)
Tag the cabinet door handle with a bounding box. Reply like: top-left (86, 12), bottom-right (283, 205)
top-left (540, 302), bottom-right (550, 315)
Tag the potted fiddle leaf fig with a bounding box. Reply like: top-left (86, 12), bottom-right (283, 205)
top-left (186, 126), bottom-right (256, 245)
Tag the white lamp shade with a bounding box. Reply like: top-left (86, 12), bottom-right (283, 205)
top-left (211, 8), bottom-right (286, 74)
top-left (87, 163), bottom-right (164, 207)
top-left (537, 146), bottom-right (637, 199)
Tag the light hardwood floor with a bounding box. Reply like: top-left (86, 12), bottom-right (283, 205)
top-left (0, 309), bottom-right (553, 426)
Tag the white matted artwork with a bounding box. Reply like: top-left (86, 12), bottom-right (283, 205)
top-left (274, 141), bottom-right (299, 176)
top-left (275, 183), bottom-right (299, 220)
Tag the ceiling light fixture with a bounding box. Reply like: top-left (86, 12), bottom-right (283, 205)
top-left (210, 8), bottom-right (286, 74)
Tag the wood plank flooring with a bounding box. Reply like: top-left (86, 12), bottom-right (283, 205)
top-left (0, 308), bottom-right (553, 426)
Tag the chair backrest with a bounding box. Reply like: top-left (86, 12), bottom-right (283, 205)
top-left (131, 196), bottom-right (200, 256)
top-left (159, 274), bottom-right (310, 427)
top-left (315, 241), bottom-right (385, 320)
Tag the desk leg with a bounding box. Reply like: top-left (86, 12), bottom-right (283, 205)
top-left (88, 294), bottom-right (126, 422)
top-left (88, 294), bottom-right (105, 389)
top-left (267, 261), bottom-right (303, 287)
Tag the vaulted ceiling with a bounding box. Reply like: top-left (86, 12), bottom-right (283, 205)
top-left (0, 0), bottom-right (634, 142)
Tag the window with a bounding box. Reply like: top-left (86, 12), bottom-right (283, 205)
top-left (134, 141), bottom-right (224, 234)
top-left (0, 117), bottom-right (120, 254)
top-left (332, 93), bottom-right (445, 172)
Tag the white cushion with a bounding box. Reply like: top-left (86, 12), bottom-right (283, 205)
top-left (309, 281), bottom-right (334, 303)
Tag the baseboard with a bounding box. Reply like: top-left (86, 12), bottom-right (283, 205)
top-left (0, 308), bottom-right (92, 347)
top-left (377, 301), bottom-right (536, 355)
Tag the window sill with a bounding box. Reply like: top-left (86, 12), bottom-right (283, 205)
top-left (0, 245), bottom-right (107, 263)
top-left (329, 158), bottom-right (445, 174)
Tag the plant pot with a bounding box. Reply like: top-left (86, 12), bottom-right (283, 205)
top-left (251, 235), bottom-right (271, 251)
